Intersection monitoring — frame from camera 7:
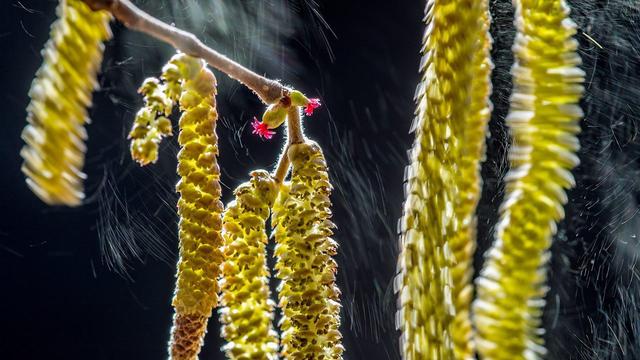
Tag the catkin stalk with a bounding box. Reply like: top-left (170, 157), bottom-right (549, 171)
top-left (218, 170), bottom-right (279, 359)
top-left (396, 0), bottom-right (487, 359)
top-left (272, 141), bottom-right (343, 359)
top-left (167, 54), bottom-right (224, 360)
top-left (21, 0), bottom-right (111, 206)
top-left (472, 1), bottom-right (585, 359)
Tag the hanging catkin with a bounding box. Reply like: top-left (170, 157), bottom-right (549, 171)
top-left (218, 170), bottom-right (279, 359)
top-left (164, 54), bottom-right (224, 360)
top-left (472, 1), bottom-right (585, 359)
top-left (21, 0), bottom-right (111, 206)
top-left (272, 141), bottom-right (343, 359)
top-left (128, 77), bottom-right (174, 166)
top-left (395, 0), bottom-right (487, 358)
top-left (448, 0), bottom-right (494, 358)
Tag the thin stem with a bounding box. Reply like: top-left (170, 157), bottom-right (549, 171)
top-left (273, 147), bottom-right (290, 184)
top-left (287, 107), bottom-right (305, 145)
top-left (82, 0), bottom-right (286, 104)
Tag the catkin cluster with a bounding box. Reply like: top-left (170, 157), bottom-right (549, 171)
top-left (273, 141), bottom-right (343, 359)
top-left (472, 1), bottom-right (585, 359)
top-left (151, 54), bottom-right (224, 360)
top-left (21, 0), bottom-right (111, 206)
top-left (396, 0), bottom-right (491, 359)
top-left (19, 1), bottom-right (345, 358)
top-left (219, 170), bottom-right (279, 360)
top-left (128, 54), bottom-right (344, 359)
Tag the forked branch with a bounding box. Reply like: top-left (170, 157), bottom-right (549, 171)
top-left (272, 107), bottom-right (306, 183)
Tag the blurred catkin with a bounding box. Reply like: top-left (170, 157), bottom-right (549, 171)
top-left (21, 0), bottom-right (111, 206)
top-left (218, 170), bottom-right (279, 359)
top-left (449, 0), bottom-right (493, 358)
top-left (472, 1), bottom-right (585, 359)
top-left (395, 0), bottom-right (489, 359)
top-left (272, 141), bottom-right (343, 359)
top-left (163, 54), bottom-right (224, 360)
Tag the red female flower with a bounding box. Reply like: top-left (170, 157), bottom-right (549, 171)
top-left (251, 117), bottom-right (276, 139)
top-left (304, 98), bottom-right (321, 116)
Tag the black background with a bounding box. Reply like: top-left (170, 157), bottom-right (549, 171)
top-left (1, 1), bottom-right (640, 359)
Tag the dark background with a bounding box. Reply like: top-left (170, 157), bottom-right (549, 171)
top-left (1, 1), bottom-right (639, 359)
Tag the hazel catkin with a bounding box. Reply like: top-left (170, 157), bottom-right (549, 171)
top-left (164, 54), bottom-right (224, 360)
top-left (218, 170), bottom-right (280, 360)
top-left (472, 1), bottom-right (585, 359)
top-left (21, 0), bottom-right (112, 206)
top-left (395, 0), bottom-right (490, 358)
top-left (272, 141), bottom-right (343, 359)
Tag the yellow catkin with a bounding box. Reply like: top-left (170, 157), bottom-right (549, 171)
top-left (21, 0), bottom-right (111, 206)
top-left (472, 1), bottom-right (584, 359)
top-left (449, 1), bottom-right (494, 358)
top-left (128, 78), bottom-right (174, 166)
top-left (395, 0), bottom-right (487, 359)
top-left (165, 54), bottom-right (224, 360)
top-left (219, 170), bottom-right (279, 360)
top-left (272, 141), bottom-right (343, 359)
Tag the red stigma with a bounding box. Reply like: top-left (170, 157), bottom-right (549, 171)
top-left (304, 98), bottom-right (321, 116)
top-left (251, 117), bottom-right (275, 140)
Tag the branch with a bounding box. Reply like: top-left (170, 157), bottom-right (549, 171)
top-left (83, 0), bottom-right (287, 104)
